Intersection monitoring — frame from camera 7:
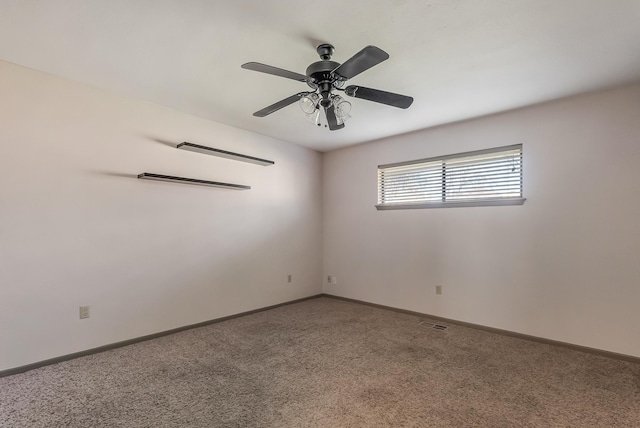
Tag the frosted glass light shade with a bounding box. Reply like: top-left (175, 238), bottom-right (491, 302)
top-left (333, 95), bottom-right (352, 125)
top-left (304, 109), bottom-right (320, 125)
top-left (299, 93), bottom-right (320, 114)
top-left (334, 96), bottom-right (351, 115)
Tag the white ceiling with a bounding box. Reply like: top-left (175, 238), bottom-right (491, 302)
top-left (1, 1), bottom-right (639, 152)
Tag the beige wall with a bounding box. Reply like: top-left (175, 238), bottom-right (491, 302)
top-left (2, 58), bottom-right (639, 370)
top-left (323, 83), bottom-right (640, 358)
top-left (0, 61), bottom-right (323, 371)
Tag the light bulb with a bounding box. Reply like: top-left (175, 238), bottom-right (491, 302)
top-left (299, 93), bottom-right (319, 114)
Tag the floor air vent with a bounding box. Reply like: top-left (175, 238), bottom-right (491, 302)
top-left (419, 320), bottom-right (449, 331)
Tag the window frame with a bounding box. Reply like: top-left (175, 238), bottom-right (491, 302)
top-left (376, 144), bottom-right (526, 210)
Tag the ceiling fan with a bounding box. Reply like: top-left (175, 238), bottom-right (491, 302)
top-left (241, 44), bottom-right (414, 130)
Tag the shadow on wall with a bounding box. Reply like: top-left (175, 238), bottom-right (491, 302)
top-left (144, 136), bottom-right (177, 149)
top-left (88, 171), bottom-right (138, 179)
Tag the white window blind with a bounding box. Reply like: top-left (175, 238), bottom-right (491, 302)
top-left (377, 144), bottom-right (525, 209)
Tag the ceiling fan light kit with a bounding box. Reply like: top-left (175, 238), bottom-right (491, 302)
top-left (241, 43), bottom-right (413, 130)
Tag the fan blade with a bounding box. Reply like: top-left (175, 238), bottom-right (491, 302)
top-left (332, 46), bottom-right (389, 80)
top-left (253, 93), bottom-right (307, 117)
top-left (241, 62), bottom-right (307, 82)
top-left (324, 105), bottom-right (345, 131)
top-left (344, 85), bottom-right (413, 109)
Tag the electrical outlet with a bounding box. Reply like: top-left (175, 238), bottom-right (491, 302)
top-left (79, 305), bottom-right (90, 319)
top-left (435, 285), bottom-right (442, 295)
top-left (287, 274), bottom-right (292, 283)
top-left (330, 276), bottom-right (338, 285)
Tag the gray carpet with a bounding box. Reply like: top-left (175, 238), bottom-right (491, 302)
top-left (1, 297), bottom-right (639, 427)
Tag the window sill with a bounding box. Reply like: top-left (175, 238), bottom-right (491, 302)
top-left (375, 198), bottom-right (526, 210)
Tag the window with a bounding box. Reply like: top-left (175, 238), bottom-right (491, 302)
top-left (376, 144), bottom-right (525, 210)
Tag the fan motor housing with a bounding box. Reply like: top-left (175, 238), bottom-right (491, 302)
top-left (306, 60), bottom-right (340, 84)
